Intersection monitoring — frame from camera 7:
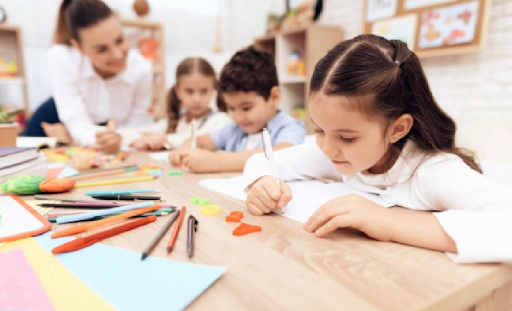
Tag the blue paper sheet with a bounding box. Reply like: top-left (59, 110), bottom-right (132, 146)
top-left (34, 233), bottom-right (226, 311)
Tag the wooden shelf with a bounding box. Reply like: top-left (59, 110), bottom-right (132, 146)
top-left (0, 24), bottom-right (30, 116)
top-left (254, 24), bottom-right (344, 133)
top-left (120, 18), bottom-right (166, 118)
top-left (281, 76), bottom-right (307, 84)
top-left (0, 77), bottom-right (25, 84)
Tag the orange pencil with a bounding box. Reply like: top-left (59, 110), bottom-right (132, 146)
top-left (167, 206), bottom-right (186, 253)
top-left (52, 216), bottom-right (157, 254)
top-left (70, 167), bottom-right (139, 181)
top-left (51, 204), bottom-right (160, 238)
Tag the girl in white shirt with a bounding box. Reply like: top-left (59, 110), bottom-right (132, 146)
top-left (129, 58), bottom-right (231, 150)
top-left (243, 34), bottom-right (512, 263)
top-left (34, 0), bottom-right (152, 153)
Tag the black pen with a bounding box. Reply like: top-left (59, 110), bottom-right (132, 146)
top-left (91, 195), bottom-right (162, 201)
top-left (187, 215), bottom-right (198, 258)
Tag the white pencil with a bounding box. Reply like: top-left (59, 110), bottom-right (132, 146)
top-left (191, 119), bottom-right (197, 149)
top-left (262, 128), bottom-right (284, 214)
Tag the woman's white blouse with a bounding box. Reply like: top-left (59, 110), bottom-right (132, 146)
top-left (243, 139), bottom-right (512, 263)
top-left (47, 45), bottom-right (153, 146)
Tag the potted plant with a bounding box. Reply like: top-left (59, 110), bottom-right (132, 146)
top-left (0, 107), bottom-right (23, 147)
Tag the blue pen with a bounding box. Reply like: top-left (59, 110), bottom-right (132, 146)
top-left (56, 201), bottom-right (154, 224)
top-left (84, 189), bottom-right (158, 196)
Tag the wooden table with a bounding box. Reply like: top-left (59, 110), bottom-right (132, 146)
top-left (24, 153), bottom-right (512, 311)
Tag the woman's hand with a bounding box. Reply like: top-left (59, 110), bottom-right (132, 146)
top-left (304, 194), bottom-right (394, 242)
top-left (245, 175), bottom-right (292, 216)
top-left (96, 120), bottom-right (121, 154)
top-left (41, 122), bottom-right (72, 144)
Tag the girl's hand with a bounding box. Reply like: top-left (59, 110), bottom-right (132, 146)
top-left (131, 138), bottom-right (150, 150)
top-left (141, 133), bottom-right (167, 150)
top-left (304, 194), bottom-right (394, 242)
top-left (180, 149), bottom-right (217, 173)
top-left (245, 175), bottom-right (292, 216)
top-left (168, 149), bottom-right (184, 166)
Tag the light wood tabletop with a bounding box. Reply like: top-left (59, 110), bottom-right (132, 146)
top-left (21, 152), bottom-right (512, 311)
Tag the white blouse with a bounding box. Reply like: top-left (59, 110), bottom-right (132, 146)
top-left (243, 139), bottom-right (512, 264)
top-left (47, 45), bottom-right (153, 147)
top-left (124, 112), bottom-right (232, 149)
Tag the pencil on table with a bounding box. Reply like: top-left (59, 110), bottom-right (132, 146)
top-left (141, 210), bottom-right (181, 260)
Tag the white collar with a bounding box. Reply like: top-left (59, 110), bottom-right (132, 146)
top-left (348, 140), bottom-right (430, 186)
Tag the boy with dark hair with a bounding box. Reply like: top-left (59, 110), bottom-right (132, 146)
top-left (168, 45), bottom-right (305, 173)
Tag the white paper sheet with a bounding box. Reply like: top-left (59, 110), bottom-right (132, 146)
top-left (0, 196), bottom-right (44, 239)
top-left (149, 151), bottom-right (170, 163)
top-left (200, 176), bottom-right (393, 223)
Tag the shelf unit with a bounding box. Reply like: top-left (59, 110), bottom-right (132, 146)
top-left (254, 24), bottom-right (344, 132)
top-left (120, 18), bottom-right (166, 118)
top-left (0, 24), bottom-right (30, 117)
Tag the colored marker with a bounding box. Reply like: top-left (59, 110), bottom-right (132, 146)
top-left (84, 189), bottom-right (159, 196)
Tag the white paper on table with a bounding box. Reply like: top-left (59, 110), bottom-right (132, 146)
top-left (149, 151), bottom-right (170, 163)
top-left (0, 196), bottom-right (45, 239)
top-left (199, 176), bottom-right (393, 224)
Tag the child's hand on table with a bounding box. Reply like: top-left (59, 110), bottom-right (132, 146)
top-left (245, 175), bottom-right (292, 215)
top-left (180, 149), bottom-right (217, 173)
top-left (304, 194), bottom-right (394, 242)
top-left (131, 133), bottom-right (167, 150)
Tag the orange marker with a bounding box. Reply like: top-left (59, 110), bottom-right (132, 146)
top-left (70, 167), bottom-right (139, 181)
top-left (167, 206), bottom-right (186, 253)
top-left (51, 204), bottom-right (160, 238)
top-left (53, 216), bottom-right (157, 254)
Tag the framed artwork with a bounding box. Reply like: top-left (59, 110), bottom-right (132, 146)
top-left (372, 14), bottom-right (418, 49)
top-left (418, 1), bottom-right (479, 49)
top-left (363, 0), bottom-right (491, 58)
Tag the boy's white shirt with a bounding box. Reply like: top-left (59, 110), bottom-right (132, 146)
top-left (243, 139), bottom-right (512, 264)
top-left (124, 112), bottom-right (232, 149)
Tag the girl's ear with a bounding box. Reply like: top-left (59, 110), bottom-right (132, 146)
top-left (173, 85), bottom-right (181, 100)
top-left (70, 38), bottom-right (83, 53)
top-left (268, 86), bottom-right (281, 108)
top-left (388, 113), bottom-right (413, 143)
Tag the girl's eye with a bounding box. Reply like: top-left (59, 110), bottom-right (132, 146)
top-left (340, 137), bottom-right (355, 143)
top-left (242, 107), bottom-right (252, 112)
top-left (314, 129), bottom-right (324, 134)
top-left (116, 36), bottom-right (125, 45)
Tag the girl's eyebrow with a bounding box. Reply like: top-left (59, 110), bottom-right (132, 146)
top-left (310, 118), bottom-right (359, 133)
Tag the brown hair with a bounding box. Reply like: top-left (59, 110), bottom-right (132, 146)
top-left (53, 0), bottom-right (113, 45)
top-left (219, 45), bottom-right (278, 101)
top-left (310, 34), bottom-right (481, 173)
top-left (167, 58), bottom-right (226, 133)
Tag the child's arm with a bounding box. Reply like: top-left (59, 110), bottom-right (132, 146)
top-left (304, 197), bottom-right (457, 252)
top-left (181, 142), bottom-right (293, 173)
top-left (168, 134), bottom-right (218, 166)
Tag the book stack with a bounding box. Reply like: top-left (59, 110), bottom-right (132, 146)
top-left (0, 147), bottom-right (45, 178)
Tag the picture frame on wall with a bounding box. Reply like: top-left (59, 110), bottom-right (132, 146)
top-left (362, 0), bottom-right (491, 58)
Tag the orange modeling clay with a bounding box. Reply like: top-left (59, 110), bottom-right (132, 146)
top-left (39, 178), bottom-right (76, 193)
top-left (232, 223), bottom-right (261, 236)
top-left (225, 211), bottom-right (244, 222)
